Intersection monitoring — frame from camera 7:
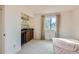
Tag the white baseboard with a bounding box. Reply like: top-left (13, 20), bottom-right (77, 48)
top-left (16, 47), bottom-right (21, 54)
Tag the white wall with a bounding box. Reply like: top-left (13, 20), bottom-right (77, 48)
top-left (31, 15), bottom-right (41, 40)
top-left (59, 8), bottom-right (79, 39)
top-left (3, 6), bottom-right (34, 54)
top-left (72, 8), bottom-right (79, 39)
top-left (0, 10), bottom-right (2, 53)
top-left (4, 6), bottom-right (21, 53)
top-left (59, 11), bottom-right (73, 39)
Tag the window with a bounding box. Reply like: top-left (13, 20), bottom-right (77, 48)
top-left (44, 16), bottom-right (56, 31)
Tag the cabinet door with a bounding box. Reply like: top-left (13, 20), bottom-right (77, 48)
top-left (30, 29), bottom-right (33, 39)
top-left (21, 32), bottom-right (26, 44)
top-left (26, 31), bottom-right (31, 41)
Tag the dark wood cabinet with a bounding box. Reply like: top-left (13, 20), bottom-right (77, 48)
top-left (21, 28), bottom-right (34, 45)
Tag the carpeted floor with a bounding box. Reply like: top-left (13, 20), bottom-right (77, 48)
top-left (18, 39), bottom-right (53, 54)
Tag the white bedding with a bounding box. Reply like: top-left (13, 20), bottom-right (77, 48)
top-left (53, 38), bottom-right (79, 54)
top-left (53, 45), bottom-right (78, 54)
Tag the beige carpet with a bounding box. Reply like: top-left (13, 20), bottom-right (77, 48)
top-left (18, 39), bottom-right (53, 54)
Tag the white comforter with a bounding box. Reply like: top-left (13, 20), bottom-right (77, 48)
top-left (53, 38), bottom-right (79, 54)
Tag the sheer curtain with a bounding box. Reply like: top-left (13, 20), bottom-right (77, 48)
top-left (41, 15), bottom-right (45, 40)
top-left (44, 15), bottom-right (56, 40)
top-left (55, 14), bottom-right (60, 38)
top-left (41, 15), bottom-right (60, 40)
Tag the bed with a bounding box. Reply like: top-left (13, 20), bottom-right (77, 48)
top-left (52, 38), bottom-right (79, 54)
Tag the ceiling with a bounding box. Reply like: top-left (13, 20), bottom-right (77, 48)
top-left (25, 5), bottom-right (79, 15)
top-left (0, 5), bottom-right (78, 16)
